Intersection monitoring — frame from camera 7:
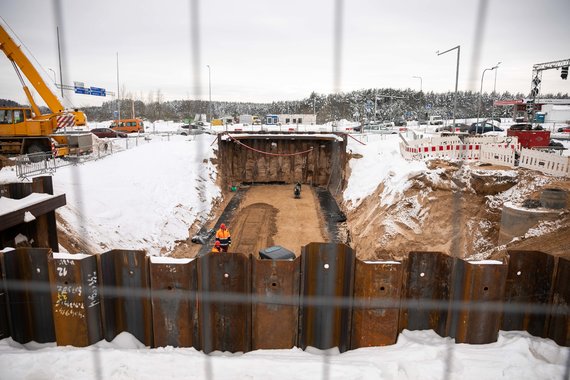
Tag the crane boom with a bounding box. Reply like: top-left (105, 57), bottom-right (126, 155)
top-left (0, 25), bottom-right (65, 113)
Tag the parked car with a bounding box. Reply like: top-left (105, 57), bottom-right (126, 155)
top-left (90, 128), bottom-right (127, 138)
top-left (509, 123), bottom-right (533, 131)
top-left (177, 124), bottom-right (205, 136)
top-left (436, 123), bottom-right (470, 132)
top-left (468, 122), bottom-right (504, 134)
top-left (393, 118), bottom-right (407, 127)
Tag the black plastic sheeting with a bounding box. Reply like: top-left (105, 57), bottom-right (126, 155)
top-left (197, 188), bottom-right (249, 257)
top-left (315, 187), bottom-right (346, 243)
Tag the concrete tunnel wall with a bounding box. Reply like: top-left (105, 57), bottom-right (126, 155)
top-left (218, 133), bottom-right (348, 192)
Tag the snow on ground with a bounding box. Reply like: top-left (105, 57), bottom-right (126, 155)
top-left (0, 121), bottom-right (569, 378)
top-left (53, 134), bottom-right (219, 255)
top-left (0, 330), bottom-right (567, 380)
top-left (343, 133), bottom-right (428, 208)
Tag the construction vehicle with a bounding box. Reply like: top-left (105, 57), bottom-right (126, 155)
top-left (0, 24), bottom-right (93, 159)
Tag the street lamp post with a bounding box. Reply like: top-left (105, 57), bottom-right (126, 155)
top-left (206, 65), bottom-right (211, 123)
top-left (476, 63), bottom-right (500, 132)
top-left (491, 62), bottom-right (502, 121)
top-left (437, 45), bottom-right (460, 130)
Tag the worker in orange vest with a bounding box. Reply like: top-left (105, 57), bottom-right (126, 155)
top-left (211, 241), bottom-right (223, 253)
top-left (215, 223), bottom-right (231, 252)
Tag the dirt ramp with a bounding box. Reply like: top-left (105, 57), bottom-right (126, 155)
top-left (231, 203), bottom-right (278, 255)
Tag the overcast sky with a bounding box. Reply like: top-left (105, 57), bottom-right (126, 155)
top-left (1, 0), bottom-right (569, 110)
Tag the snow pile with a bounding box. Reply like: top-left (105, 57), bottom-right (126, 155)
top-left (343, 134), bottom-right (427, 208)
top-left (0, 330), bottom-right (567, 380)
top-left (52, 133), bottom-right (220, 256)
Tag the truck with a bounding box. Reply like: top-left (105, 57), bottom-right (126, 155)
top-left (0, 24), bottom-right (93, 160)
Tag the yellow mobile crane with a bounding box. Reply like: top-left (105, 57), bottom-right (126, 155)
top-left (0, 24), bottom-right (92, 158)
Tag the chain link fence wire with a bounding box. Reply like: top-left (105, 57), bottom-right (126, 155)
top-left (0, 0), bottom-right (565, 379)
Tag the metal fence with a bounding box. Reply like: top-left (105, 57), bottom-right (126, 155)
top-left (0, 245), bottom-right (568, 351)
top-left (13, 135), bottom-right (156, 179)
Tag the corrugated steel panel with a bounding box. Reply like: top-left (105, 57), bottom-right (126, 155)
top-left (48, 253), bottom-right (103, 346)
top-left (198, 252), bottom-right (251, 353)
top-left (448, 258), bottom-right (508, 344)
top-left (251, 256), bottom-right (300, 350)
top-left (0, 250), bottom-right (11, 340)
top-left (502, 250), bottom-right (555, 338)
top-left (299, 243), bottom-right (355, 352)
top-left (150, 259), bottom-right (197, 348)
top-left (0, 248), bottom-right (55, 343)
top-left (351, 259), bottom-right (403, 348)
top-left (548, 256), bottom-right (569, 347)
top-left (99, 250), bottom-right (152, 346)
top-left (399, 251), bottom-right (453, 337)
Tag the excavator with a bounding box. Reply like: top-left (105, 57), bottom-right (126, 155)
top-left (0, 24), bottom-right (92, 160)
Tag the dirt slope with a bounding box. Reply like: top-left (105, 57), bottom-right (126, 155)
top-left (344, 160), bottom-right (570, 261)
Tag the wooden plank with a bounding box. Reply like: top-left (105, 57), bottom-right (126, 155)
top-left (0, 194), bottom-right (66, 231)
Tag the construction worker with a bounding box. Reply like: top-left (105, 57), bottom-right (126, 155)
top-left (215, 223), bottom-right (231, 252)
top-left (211, 241), bottom-right (223, 253)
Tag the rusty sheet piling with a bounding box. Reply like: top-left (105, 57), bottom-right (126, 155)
top-left (0, 249), bottom-right (11, 340)
top-left (399, 251), bottom-right (453, 337)
top-left (251, 256), bottom-right (301, 350)
top-left (351, 259), bottom-right (404, 348)
top-left (198, 252), bottom-right (251, 353)
top-left (0, 248), bottom-right (54, 343)
top-left (447, 259), bottom-right (508, 344)
top-left (99, 249), bottom-right (153, 346)
top-left (548, 256), bottom-right (570, 346)
top-left (150, 258), bottom-right (197, 348)
top-left (48, 252), bottom-right (102, 347)
top-left (502, 250), bottom-right (555, 338)
top-left (299, 243), bottom-right (355, 352)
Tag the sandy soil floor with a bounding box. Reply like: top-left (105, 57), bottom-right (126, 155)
top-left (230, 185), bottom-right (327, 256)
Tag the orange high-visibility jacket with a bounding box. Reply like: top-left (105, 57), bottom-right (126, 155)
top-left (215, 229), bottom-right (231, 247)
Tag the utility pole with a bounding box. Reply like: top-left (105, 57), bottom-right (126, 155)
top-left (56, 27), bottom-right (64, 98)
top-left (116, 52), bottom-right (121, 122)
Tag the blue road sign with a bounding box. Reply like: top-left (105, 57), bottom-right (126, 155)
top-left (74, 87), bottom-right (89, 94)
top-left (90, 89), bottom-right (106, 97)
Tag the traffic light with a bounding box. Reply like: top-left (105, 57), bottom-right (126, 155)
top-left (561, 66), bottom-right (568, 80)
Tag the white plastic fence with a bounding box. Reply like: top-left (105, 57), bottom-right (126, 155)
top-left (479, 145), bottom-right (516, 167)
top-left (518, 148), bottom-right (570, 177)
top-left (399, 135), bottom-right (519, 162)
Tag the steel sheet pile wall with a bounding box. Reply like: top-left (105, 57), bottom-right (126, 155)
top-left (251, 257), bottom-right (300, 350)
top-left (218, 134), bottom-right (347, 187)
top-left (0, 245), bottom-right (568, 352)
top-left (150, 258), bottom-right (197, 348)
top-left (448, 258), bottom-right (508, 344)
top-left (299, 243), bottom-right (355, 352)
top-left (351, 260), bottom-right (403, 348)
top-left (48, 252), bottom-right (103, 346)
top-left (399, 251), bottom-right (453, 337)
top-left (0, 248), bottom-right (54, 343)
top-left (99, 249), bottom-right (153, 346)
top-left (502, 250), bottom-right (555, 338)
top-left (198, 251), bottom-right (251, 353)
top-left (549, 257), bottom-right (570, 346)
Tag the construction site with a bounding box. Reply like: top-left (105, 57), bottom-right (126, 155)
top-left (1, 1), bottom-right (570, 378)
